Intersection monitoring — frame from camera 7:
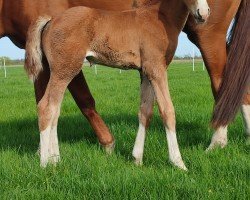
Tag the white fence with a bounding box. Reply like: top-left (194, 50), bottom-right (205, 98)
top-left (0, 58), bottom-right (6, 78)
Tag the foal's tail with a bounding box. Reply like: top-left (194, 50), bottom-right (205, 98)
top-left (212, 0), bottom-right (250, 128)
top-left (25, 16), bottom-right (52, 81)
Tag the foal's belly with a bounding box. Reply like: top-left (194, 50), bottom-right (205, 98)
top-left (86, 50), bottom-right (141, 70)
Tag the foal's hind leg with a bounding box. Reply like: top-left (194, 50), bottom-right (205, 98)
top-left (38, 53), bottom-right (84, 167)
top-left (49, 108), bottom-right (60, 163)
top-left (38, 75), bottom-right (70, 167)
top-left (34, 57), bottom-right (114, 154)
top-left (132, 73), bottom-right (154, 165)
top-left (144, 64), bottom-right (187, 170)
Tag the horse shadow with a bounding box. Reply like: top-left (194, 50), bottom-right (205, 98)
top-left (0, 113), bottom-right (246, 164)
top-left (0, 115), bottom-right (95, 154)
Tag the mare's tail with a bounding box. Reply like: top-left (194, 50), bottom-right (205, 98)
top-left (212, 0), bottom-right (250, 128)
top-left (25, 16), bottom-right (52, 81)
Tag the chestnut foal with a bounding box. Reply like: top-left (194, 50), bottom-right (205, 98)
top-left (25, 0), bottom-right (209, 169)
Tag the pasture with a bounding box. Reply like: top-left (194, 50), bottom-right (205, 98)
top-left (0, 62), bottom-right (249, 199)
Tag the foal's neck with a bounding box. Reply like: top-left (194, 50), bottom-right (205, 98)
top-left (147, 0), bottom-right (190, 33)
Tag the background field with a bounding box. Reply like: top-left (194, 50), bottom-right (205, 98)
top-left (0, 62), bottom-right (249, 199)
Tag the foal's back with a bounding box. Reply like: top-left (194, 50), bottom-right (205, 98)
top-left (43, 6), bottom-right (167, 69)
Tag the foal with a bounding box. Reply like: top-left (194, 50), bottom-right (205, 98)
top-left (25, 0), bottom-right (209, 169)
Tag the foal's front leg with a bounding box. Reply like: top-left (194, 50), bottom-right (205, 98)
top-left (132, 73), bottom-right (155, 165)
top-left (145, 65), bottom-right (187, 170)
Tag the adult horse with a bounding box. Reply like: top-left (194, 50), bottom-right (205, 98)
top-left (0, 0), bottom-right (248, 159)
top-left (25, 0), bottom-right (210, 169)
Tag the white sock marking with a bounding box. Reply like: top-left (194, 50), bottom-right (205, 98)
top-left (132, 123), bottom-right (146, 165)
top-left (207, 126), bottom-right (228, 151)
top-left (40, 126), bottom-right (51, 167)
top-left (49, 126), bottom-right (60, 164)
top-left (166, 128), bottom-right (187, 170)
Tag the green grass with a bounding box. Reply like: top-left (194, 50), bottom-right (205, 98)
top-left (0, 63), bottom-right (249, 199)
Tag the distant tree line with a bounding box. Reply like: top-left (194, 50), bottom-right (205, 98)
top-left (0, 56), bottom-right (24, 66)
top-left (174, 54), bottom-right (202, 60)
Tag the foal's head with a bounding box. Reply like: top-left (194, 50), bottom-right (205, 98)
top-left (183, 0), bottom-right (210, 23)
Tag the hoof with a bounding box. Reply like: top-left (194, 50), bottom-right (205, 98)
top-left (206, 134), bottom-right (227, 152)
top-left (133, 157), bottom-right (143, 166)
top-left (206, 141), bottom-right (227, 152)
top-left (103, 141), bottom-right (115, 155)
top-left (49, 155), bottom-right (60, 166)
top-left (40, 155), bottom-right (60, 168)
top-left (132, 149), bottom-right (143, 166)
top-left (171, 159), bottom-right (187, 171)
top-left (40, 159), bottom-right (48, 168)
top-left (207, 128), bottom-right (228, 152)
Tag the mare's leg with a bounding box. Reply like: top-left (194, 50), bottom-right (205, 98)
top-left (34, 57), bottom-right (114, 152)
top-left (186, 29), bottom-right (228, 150)
top-left (132, 73), bottom-right (154, 165)
top-left (33, 57), bottom-right (50, 103)
top-left (33, 58), bottom-right (51, 156)
top-left (201, 35), bottom-right (229, 150)
top-left (144, 64), bottom-right (187, 170)
top-left (194, 32), bottom-right (250, 149)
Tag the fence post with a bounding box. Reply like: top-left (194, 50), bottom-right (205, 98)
top-left (4, 58), bottom-right (6, 78)
top-left (192, 47), bottom-right (195, 71)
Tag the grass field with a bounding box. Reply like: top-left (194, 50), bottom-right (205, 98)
top-left (0, 62), bottom-right (249, 199)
